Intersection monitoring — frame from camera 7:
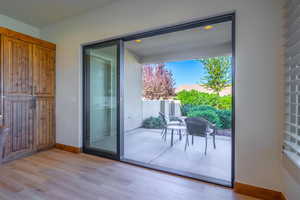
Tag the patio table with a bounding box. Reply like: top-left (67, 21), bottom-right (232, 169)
top-left (166, 125), bottom-right (187, 147)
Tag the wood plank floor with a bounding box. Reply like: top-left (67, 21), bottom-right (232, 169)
top-left (0, 149), bottom-right (259, 200)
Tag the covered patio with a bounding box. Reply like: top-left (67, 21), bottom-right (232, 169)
top-left (123, 21), bottom-right (233, 184)
top-left (124, 128), bottom-right (232, 182)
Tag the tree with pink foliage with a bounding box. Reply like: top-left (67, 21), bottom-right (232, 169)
top-left (143, 64), bottom-right (175, 100)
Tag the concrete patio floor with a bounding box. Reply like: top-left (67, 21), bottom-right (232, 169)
top-left (124, 128), bottom-right (232, 182)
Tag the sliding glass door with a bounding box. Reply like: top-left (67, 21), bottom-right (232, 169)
top-left (82, 14), bottom-right (234, 187)
top-left (83, 40), bottom-right (123, 159)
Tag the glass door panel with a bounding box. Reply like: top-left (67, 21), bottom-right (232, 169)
top-left (83, 41), bottom-right (121, 157)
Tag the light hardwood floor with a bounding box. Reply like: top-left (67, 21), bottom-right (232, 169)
top-left (0, 149), bottom-right (259, 200)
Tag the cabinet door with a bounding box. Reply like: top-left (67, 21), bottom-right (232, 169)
top-left (3, 96), bottom-right (35, 161)
top-left (33, 45), bottom-right (55, 97)
top-left (3, 36), bottom-right (33, 95)
top-left (35, 97), bottom-right (55, 150)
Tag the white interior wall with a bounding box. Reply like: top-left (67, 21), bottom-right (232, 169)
top-left (40, 0), bottom-right (284, 191)
top-left (0, 14), bottom-right (40, 37)
top-left (281, 156), bottom-right (300, 200)
top-left (124, 49), bottom-right (143, 131)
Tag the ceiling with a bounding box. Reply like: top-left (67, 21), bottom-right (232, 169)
top-left (0, 0), bottom-right (116, 27)
top-left (125, 21), bottom-right (232, 63)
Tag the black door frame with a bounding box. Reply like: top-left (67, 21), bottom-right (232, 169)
top-left (82, 13), bottom-right (236, 187)
top-left (82, 40), bottom-right (124, 160)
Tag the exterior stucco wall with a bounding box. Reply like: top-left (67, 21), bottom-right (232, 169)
top-left (124, 49), bottom-right (143, 131)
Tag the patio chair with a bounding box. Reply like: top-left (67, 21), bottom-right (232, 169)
top-left (184, 117), bottom-right (216, 155)
top-left (159, 112), bottom-right (183, 125)
top-left (159, 112), bottom-right (184, 140)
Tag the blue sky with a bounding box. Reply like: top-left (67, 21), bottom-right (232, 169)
top-left (165, 60), bottom-right (205, 87)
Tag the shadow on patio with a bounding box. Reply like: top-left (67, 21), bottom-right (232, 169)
top-left (124, 128), bottom-right (231, 182)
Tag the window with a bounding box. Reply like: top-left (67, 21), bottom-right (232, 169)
top-left (283, 0), bottom-right (300, 168)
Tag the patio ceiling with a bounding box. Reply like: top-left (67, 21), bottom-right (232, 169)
top-left (125, 21), bottom-right (232, 64)
top-left (0, 0), bottom-right (117, 27)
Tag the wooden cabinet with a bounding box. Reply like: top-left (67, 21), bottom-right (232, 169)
top-left (35, 97), bottom-right (55, 150)
top-left (2, 36), bottom-right (33, 95)
top-left (0, 28), bottom-right (56, 162)
top-left (32, 45), bottom-right (55, 151)
top-left (3, 96), bottom-right (35, 160)
top-left (33, 45), bottom-right (55, 97)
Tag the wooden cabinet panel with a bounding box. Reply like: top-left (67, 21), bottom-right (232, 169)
top-left (2, 36), bottom-right (33, 95)
top-left (3, 96), bottom-right (34, 161)
top-left (33, 45), bottom-right (55, 97)
top-left (0, 28), bottom-right (56, 162)
top-left (35, 97), bottom-right (55, 150)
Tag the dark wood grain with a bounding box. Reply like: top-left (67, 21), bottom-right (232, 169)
top-left (0, 27), bottom-right (55, 50)
top-left (3, 96), bottom-right (34, 161)
top-left (2, 36), bottom-right (33, 96)
top-left (35, 97), bottom-right (55, 150)
top-left (33, 45), bottom-right (55, 97)
top-left (0, 28), bottom-right (56, 162)
top-left (32, 44), bottom-right (56, 151)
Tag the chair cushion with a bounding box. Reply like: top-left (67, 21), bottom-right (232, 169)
top-left (168, 121), bottom-right (181, 125)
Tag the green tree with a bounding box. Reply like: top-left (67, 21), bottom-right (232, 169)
top-left (199, 56), bottom-right (231, 95)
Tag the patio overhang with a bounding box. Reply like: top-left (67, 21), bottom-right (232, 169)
top-left (125, 21), bottom-right (232, 64)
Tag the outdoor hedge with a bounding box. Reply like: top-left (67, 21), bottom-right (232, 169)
top-left (187, 109), bottom-right (222, 128)
top-left (182, 105), bottom-right (232, 129)
top-left (216, 110), bottom-right (232, 129)
top-left (142, 116), bottom-right (165, 129)
top-left (176, 90), bottom-right (232, 110)
top-left (181, 104), bottom-right (217, 116)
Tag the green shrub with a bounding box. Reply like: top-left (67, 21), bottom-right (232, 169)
top-left (217, 95), bottom-right (232, 110)
top-left (183, 104), bottom-right (232, 129)
top-left (176, 90), bottom-right (217, 106)
top-left (177, 90), bottom-right (232, 129)
top-left (217, 110), bottom-right (232, 129)
top-left (181, 104), bottom-right (217, 116)
top-left (142, 116), bottom-right (164, 129)
top-left (189, 105), bottom-right (217, 113)
top-left (176, 90), bottom-right (232, 110)
top-left (181, 104), bottom-right (195, 116)
top-left (187, 109), bottom-right (222, 128)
